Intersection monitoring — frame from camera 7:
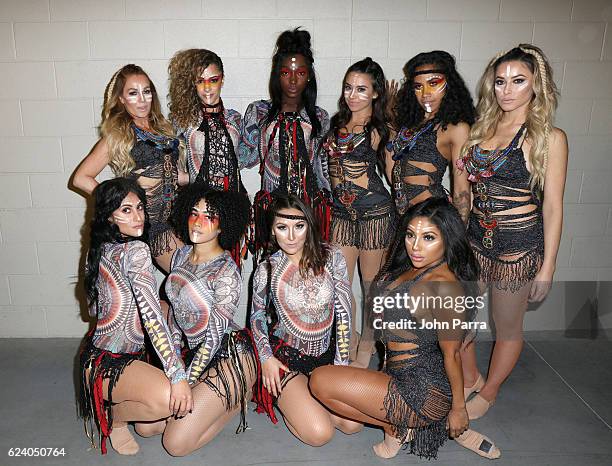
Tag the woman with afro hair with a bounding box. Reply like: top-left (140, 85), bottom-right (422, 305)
top-left (158, 184), bottom-right (258, 456)
top-left (386, 51), bottom-right (475, 223)
top-left (239, 28), bottom-right (331, 260)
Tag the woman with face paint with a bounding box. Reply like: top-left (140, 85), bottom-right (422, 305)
top-left (386, 51), bottom-right (475, 223)
top-left (310, 198), bottom-right (501, 460)
top-left (158, 184), bottom-right (257, 456)
top-left (72, 64), bottom-right (187, 273)
top-left (322, 57), bottom-right (396, 361)
top-left (457, 44), bottom-right (568, 420)
top-left (168, 49), bottom-right (247, 267)
top-left (250, 194), bottom-right (362, 446)
top-left (79, 178), bottom-right (191, 456)
top-left (239, 28), bottom-right (331, 260)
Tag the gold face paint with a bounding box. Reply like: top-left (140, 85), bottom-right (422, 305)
top-left (404, 216), bottom-right (445, 268)
top-left (412, 65), bottom-right (448, 118)
top-left (195, 64), bottom-right (223, 107)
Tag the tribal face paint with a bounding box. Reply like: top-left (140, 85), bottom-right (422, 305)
top-left (343, 71), bottom-right (377, 116)
top-left (279, 54), bottom-right (309, 101)
top-left (188, 199), bottom-right (219, 244)
top-left (119, 74), bottom-right (153, 120)
top-left (272, 208), bottom-right (308, 261)
top-left (413, 65), bottom-right (447, 117)
top-left (405, 216), bottom-right (445, 268)
top-left (109, 191), bottom-right (145, 238)
top-left (494, 60), bottom-right (534, 113)
top-left (195, 64), bottom-right (223, 108)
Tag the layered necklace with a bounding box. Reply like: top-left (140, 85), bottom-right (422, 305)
top-left (388, 119), bottom-right (436, 161)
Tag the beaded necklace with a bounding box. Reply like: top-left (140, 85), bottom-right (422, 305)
top-left (388, 120), bottom-right (436, 161)
top-left (458, 124), bottom-right (526, 182)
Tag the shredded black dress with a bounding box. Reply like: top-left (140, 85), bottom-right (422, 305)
top-left (378, 262), bottom-right (456, 459)
top-left (325, 130), bottom-right (396, 250)
top-left (458, 125), bottom-right (544, 291)
top-left (129, 125), bottom-right (181, 257)
top-left (389, 122), bottom-right (449, 216)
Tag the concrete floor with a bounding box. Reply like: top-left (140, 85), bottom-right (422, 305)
top-left (0, 335), bottom-right (611, 466)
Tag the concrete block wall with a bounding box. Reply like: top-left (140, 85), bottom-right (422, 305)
top-left (0, 0), bottom-right (610, 336)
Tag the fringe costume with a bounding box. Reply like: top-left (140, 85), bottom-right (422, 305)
top-left (457, 125), bottom-right (544, 291)
top-left (239, 100), bottom-right (332, 259)
top-left (324, 130), bottom-right (396, 250)
top-left (129, 125), bottom-right (181, 257)
top-left (166, 247), bottom-right (257, 432)
top-left (79, 241), bottom-right (186, 454)
top-left (250, 247), bottom-right (351, 423)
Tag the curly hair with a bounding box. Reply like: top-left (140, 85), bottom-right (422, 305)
top-left (168, 49), bottom-right (224, 130)
top-left (462, 44), bottom-right (558, 191)
top-left (85, 178), bottom-right (150, 304)
top-left (100, 64), bottom-right (176, 176)
top-left (395, 51), bottom-right (475, 130)
top-left (171, 183), bottom-right (250, 250)
top-left (267, 193), bottom-right (329, 277)
top-left (327, 57), bottom-right (390, 162)
top-left (267, 27), bottom-right (321, 137)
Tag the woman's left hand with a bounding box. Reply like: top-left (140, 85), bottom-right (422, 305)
top-left (447, 406), bottom-right (469, 438)
top-left (529, 268), bottom-right (554, 302)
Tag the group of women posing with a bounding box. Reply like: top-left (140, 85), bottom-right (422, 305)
top-left (72, 27), bottom-right (568, 461)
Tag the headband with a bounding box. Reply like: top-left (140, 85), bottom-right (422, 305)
top-left (413, 68), bottom-right (445, 76)
top-left (275, 212), bottom-right (306, 221)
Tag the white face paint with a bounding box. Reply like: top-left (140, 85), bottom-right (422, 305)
top-left (119, 74), bottom-right (153, 120)
top-left (404, 216), bottom-right (445, 269)
top-left (494, 60), bottom-right (534, 113)
top-left (109, 191), bottom-right (145, 238)
top-left (188, 199), bottom-right (219, 245)
top-left (272, 208), bottom-right (308, 261)
top-left (343, 71), bottom-right (377, 116)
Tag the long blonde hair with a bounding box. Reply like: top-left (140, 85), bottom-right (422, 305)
top-left (100, 64), bottom-right (176, 176)
top-left (462, 44), bottom-right (558, 191)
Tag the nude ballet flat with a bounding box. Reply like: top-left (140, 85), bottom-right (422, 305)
top-left (464, 373), bottom-right (485, 400)
top-left (466, 393), bottom-right (495, 420)
top-left (455, 429), bottom-right (501, 460)
top-left (109, 425), bottom-right (140, 455)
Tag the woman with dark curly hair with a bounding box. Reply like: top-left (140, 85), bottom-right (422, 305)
top-left (310, 198), bottom-right (500, 460)
top-left (168, 49), bottom-right (244, 192)
top-left (73, 65), bottom-right (188, 272)
top-left (158, 184), bottom-right (257, 456)
top-left (168, 49), bottom-right (247, 265)
top-left (79, 178), bottom-right (191, 456)
top-left (239, 28), bottom-right (331, 259)
top-left (250, 194), bottom-right (361, 446)
top-left (387, 51), bottom-right (475, 223)
top-left (322, 57), bottom-right (396, 360)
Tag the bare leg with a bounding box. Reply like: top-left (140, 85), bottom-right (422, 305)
top-left (460, 340), bottom-right (481, 388)
top-left (478, 283), bottom-right (530, 403)
top-left (90, 361), bottom-right (172, 454)
top-left (355, 248), bottom-right (388, 362)
top-left (162, 353), bottom-right (256, 457)
top-left (275, 374), bottom-right (338, 446)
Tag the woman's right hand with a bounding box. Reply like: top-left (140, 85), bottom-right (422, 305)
top-left (262, 357), bottom-right (289, 397)
top-left (169, 379), bottom-right (192, 418)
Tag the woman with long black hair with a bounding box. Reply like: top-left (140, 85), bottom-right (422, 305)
top-left (78, 178), bottom-right (191, 455)
top-left (239, 28), bottom-right (331, 259)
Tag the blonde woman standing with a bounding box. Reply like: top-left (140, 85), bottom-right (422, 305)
top-left (73, 64), bottom-right (188, 272)
top-left (457, 44), bottom-right (568, 419)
